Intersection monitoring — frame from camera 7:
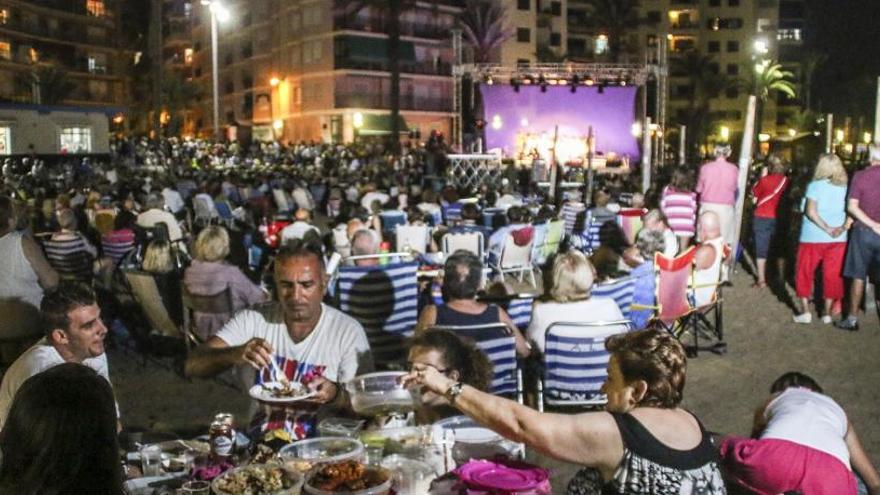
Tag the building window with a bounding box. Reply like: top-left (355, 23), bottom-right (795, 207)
top-left (708, 40), bottom-right (720, 53)
top-left (709, 0), bottom-right (721, 5)
top-left (727, 40), bottom-right (739, 52)
top-left (517, 0), bottom-right (530, 10)
top-left (59, 127), bottom-right (92, 153)
top-left (709, 63), bottom-right (719, 74)
top-left (516, 28), bottom-right (530, 43)
top-left (550, 32), bottom-right (561, 46)
top-left (184, 48), bottom-right (193, 64)
top-left (728, 0), bottom-right (739, 5)
top-left (194, 66), bottom-right (201, 77)
top-left (516, 58), bottom-right (529, 66)
top-left (224, 80), bottom-right (234, 94)
top-left (0, 41), bottom-right (9, 60)
top-left (726, 64), bottom-right (739, 75)
top-left (302, 5), bottom-right (321, 26)
top-left (726, 87), bottom-right (739, 98)
top-left (87, 53), bottom-right (107, 74)
top-left (86, 0), bottom-right (105, 17)
top-left (0, 126), bottom-right (10, 155)
top-left (646, 11), bottom-right (661, 24)
top-left (28, 47), bottom-right (38, 63)
top-left (551, 1), bottom-right (562, 15)
top-left (778, 28), bottom-right (802, 42)
top-left (594, 34), bottom-right (609, 54)
top-left (0, 9), bottom-right (7, 24)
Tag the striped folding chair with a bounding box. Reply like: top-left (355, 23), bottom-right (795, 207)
top-left (561, 202), bottom-right (586, 235)
top-left (442, 202), bottom-right (464, 225)
top-left (336, 260), bottom-right (420, 368)
top-left (537, 320), bottom-right (631, 412)
top-left (505, 296), bottom-right (535, 333)
top-left (432, 323), bottom-right (522, 403)
top-left (592, 276), bottom-right (637, 321)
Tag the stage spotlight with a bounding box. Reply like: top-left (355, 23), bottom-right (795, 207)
top-left (584, 76), bottom-right (594, 86)
top-left (522, 76), bottom-right (533, 85)
top-left (485, 75), bottom-right (494, 85)
top-left (618, 76), bottom-right (628, 86)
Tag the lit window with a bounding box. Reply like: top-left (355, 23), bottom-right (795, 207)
top-left (87, 54), bottom-right (107, 73)
top-left (86, 0), bottom-right (106, 17)
top-left (0, 127), bottom-right (10, 155)
top-left (777, 28), bottom-right (802, 42)
top-left (0, 9), bottom-right (8, 24)
top-left (60, 127), bottom-right (92, 154)
top-left (184, 48), bottom-right (193, 64)
top-left (0, 42), bottom-right (10, 60)
top-left (594, 34), bottom-right (608, 55)
top-left (28, 47), bottom-right (38, 63)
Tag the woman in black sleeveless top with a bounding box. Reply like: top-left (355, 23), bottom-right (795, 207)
top-left (415, 250), bottom-right (531, 358)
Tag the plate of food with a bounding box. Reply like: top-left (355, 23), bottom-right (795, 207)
top-left (249, 381), bottom-right (317, 404)
top-left (212, 463), bottom-right (304, 495)
top-left (304, 461), bottom-right (392, 495)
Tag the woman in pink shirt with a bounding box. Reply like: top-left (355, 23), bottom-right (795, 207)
top-left (661, 169), bottom-right (698, 253)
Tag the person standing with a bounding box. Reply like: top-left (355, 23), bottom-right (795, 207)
top-left (793, 154), bottom-right (849, 324)
top-left (661, 169), bottom-right (698, 253)
top-left (750, 155), bottom-right (790, 289)
top-left (836, 145), bottom-right (880, 331)
top-left (696, 145), bottom-right (739, 250)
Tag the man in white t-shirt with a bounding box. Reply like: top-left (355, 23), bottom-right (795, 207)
top-left (280, 209), bottom-right (321, 245)
top-left (186, 242), bottom-right (372, 438)
top-left (0, 282), bottom-right (111, 429)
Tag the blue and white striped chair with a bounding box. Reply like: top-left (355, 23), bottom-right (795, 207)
top-left (442, 202), bottom-right (463, 224)
top-left (337, 260), bottom-right (420, 368)
top-left (432, 323), bottom-right (522, 403)
top-left (592, 276), bottom-right (637, 322)
top-left (505, 296), bottom-right (534, 333)
top-left (538, 320), bottom-right (631, 411)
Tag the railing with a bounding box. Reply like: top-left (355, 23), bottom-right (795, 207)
top-left (671, 22), bottom-right (700, 30)
top-left (0, 18), bottom-right (111, 46)
top-left (335, 93), bottom-right (452, 112)
top-left (333, 16), bottom-right (451, 40)
top-left (335, 57), bottom-right (452, 76)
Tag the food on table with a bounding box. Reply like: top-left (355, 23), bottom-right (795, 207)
top-left (213, 464), bottom-right (300, 494)
top-left (263, 381), bottom-right (307, 398)
top-left (307, 461), bottom-right (389, 492)
top-left (279, 437), bottom-right (365, 474)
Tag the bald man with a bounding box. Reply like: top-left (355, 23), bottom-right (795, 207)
top-left (692, 211), bottom-right (729, 305)
top-left (350, 229), bottom-right (380, 267)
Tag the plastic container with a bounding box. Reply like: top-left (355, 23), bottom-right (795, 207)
top-left (345, 372), bottom-right (420, 417)
top-left (211, 463), bottom-right (304, 495)
top-left (318, 418), bottom-right (366, 438)
top-left (380, 455), bottom-right (435, 495)
top-left (303, 466), bottom-right (393, 495)
top-left (279, 437), bottom-right (365, 473)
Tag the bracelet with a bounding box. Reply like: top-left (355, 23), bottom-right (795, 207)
top-left (444, 382), bottom-right (464, 404)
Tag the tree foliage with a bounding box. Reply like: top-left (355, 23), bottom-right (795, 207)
top-left (459, 0), bottom-right (512, 63)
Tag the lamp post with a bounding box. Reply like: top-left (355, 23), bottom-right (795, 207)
top-left (200, 0), bottom-right (229, 141)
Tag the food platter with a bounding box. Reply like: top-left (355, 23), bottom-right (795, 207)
top-left (211, 463), bottom-right (304, 495)
top-left (249, 381), bottom-right (317, 404)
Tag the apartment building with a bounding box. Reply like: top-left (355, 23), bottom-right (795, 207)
top-left (0, 0), bottom-right (127, 108)
top-left (497, 0), bottom-right (568, 66)
top-left (184, 0), bottom-right (462, 143)
top-left (567, 0), bottom-right (804, 139)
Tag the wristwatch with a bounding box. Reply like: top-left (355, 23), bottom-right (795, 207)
top-left (445, 382), bottom-right (464, 404)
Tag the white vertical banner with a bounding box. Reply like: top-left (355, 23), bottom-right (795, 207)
top-left (826, 113), bottom-right (834, 153)
top-left (679, 125), bottom-right (686, 166)
top-left (642, 117), bottom-right (652, 194)
top-left (730, 95), bottom-right (758, 272)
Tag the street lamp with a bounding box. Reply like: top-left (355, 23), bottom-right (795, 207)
top-left (201, 0), bottom-right (230, 141)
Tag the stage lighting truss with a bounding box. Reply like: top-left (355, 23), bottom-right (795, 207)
top-left (455, 63), bottom-right (655, 89)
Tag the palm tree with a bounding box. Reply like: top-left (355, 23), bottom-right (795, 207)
top-left (582, 0), bottom-right (641, 62)
top-left (753, 61), bottom-right (797, 140)
top-left (786, 108), bottom-right (822, 134)
top-left (459, 0), bottom-right (512, 64)
top-left (672, 52), bottom-right (740, 159)
top-left (336, 0), bottom-right (422, 151)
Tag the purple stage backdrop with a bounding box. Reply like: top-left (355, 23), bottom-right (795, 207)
top-left (480, 84), bottom-right (640, 160)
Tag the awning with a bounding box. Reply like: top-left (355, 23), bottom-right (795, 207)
top-left (338, 36), bottom-right (416, 62)
top-left (358, 114), bottom-right (410, 136)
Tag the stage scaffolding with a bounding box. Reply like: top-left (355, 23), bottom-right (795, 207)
top-left (451, 61), bottom-right (666, 195)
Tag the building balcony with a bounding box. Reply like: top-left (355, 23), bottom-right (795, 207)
top-left (334, 57), bottom-right (452, 77)
top-left (335, 92), bottom-right (452, 113)
top-left (333, 16), bottom-right (452, 41)
top-left (671, 22), bottom-right (700, 31)
top-left (0, 19), bottom-right (111, 47)
top-left (670, 0), bottom-right (698, 4)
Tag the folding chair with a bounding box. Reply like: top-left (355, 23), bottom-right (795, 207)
top-left (123, 270), bottom-right (181, 339)
top-left (504, 295), bottom-right (535, 333)
top-left (442, 231), bottom-right (484, 259)
top-left (686, 247), bottom-right (727, 357)
top-left (561, 202), bottom-right (586, 235)
top-left (442, 202), bottom-right (463, 224)
top-left (192, 195), bottom-right (217, 226)
top-left (432, 323), bottom-right (523, 403)
top-left (532, 219), bottom-right (564, 266)
top-left (396, 224), bottom-right (430, 254)
top-left (616, 208), bottom-right (646, 246)
top-left (492, 231), bottom-right (536, 288)
top-left (537, 320), bottom-right (631, 412)
top-left (379, 211), bottom-right (407, 239)
top-left (482, 207), bottom-right (506, 228)
top-left (641, 248), bottom-right (696, 337)
top-left (592, 276), bottom-right (637, 322)
top-left (336, 260), bottom-right (420, 367)
top-left (181, 285), bottom-right (234, 346)
top-left (272, 188), bottom-right (294, 214)
top-left (215, 200), bottom-right (235, 228)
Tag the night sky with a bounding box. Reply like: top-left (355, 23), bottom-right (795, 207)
top-left (806, 0), bottom-right (880, 118)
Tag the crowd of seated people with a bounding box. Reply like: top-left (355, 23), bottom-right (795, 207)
top-left (0, 136), bottom-right (878, 493)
